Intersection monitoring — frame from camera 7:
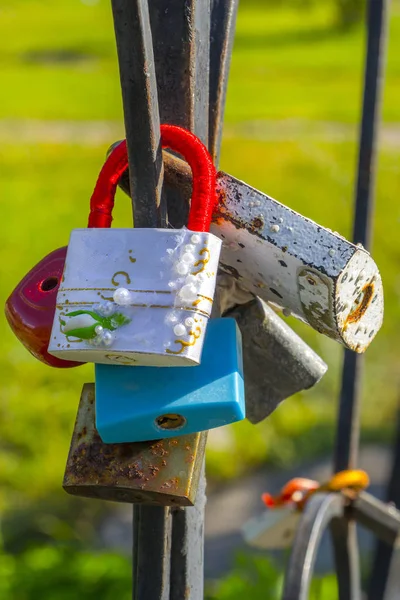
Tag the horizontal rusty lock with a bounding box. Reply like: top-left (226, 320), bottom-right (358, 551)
top-left (63, 383), bottom-right (207, 507)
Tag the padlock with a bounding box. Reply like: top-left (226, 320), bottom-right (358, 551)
top-left (63, 383), bottom-right (207, 506)
top-left (211, 173), bottom-right (384, 352)
top-left (227, 297), bottom-right (327, 423)
top-left (94, 317), bottom-right (245, 443)
top-left (5, 247), bottom-right (82, 368)
top-left (242, 505), bottom-right (300, 550)
top-left (47, 125), bottom-right (222, 367)
top-left (116, 151), bottom-right (384, 352)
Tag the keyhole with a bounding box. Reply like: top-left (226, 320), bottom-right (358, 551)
top-left (155, 414), bottom-right (186, 430)
top-left (39, 276), bottom-right (59, 292)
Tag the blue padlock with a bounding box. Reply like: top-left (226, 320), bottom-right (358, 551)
top-left (95, 318), bottom-right (245, 442)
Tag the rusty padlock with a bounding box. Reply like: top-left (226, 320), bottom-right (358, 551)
top-left (63, 383), bottom-right (207, 506)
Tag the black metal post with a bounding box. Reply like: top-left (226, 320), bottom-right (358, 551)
top-left (331, 1), bottom-right (388, 598)
top-left (368, 407), bottom-right (400, 600)
top-left (110, 2), bottom-right (172, 599)
top-left (111, 0), bottom-right (164, 229)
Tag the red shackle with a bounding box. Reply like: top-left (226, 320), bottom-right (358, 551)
top-left (88, 124), bottom-right (217, 231)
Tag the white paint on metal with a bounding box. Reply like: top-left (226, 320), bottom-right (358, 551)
top-left (48, 228), bottom-right (221, 366)
top-left (210, 173), bottom-right (384, 352)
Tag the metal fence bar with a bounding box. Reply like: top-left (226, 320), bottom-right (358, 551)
top-left (209, 0), bottom-right (239, 164)
top-left (147, 3), bottom-right (212, 597)
top-left (330, 520), bottom-right (361, 600)
top-left (282, 494), bottom-right (344, 600)
top-left (331, 1), bottom-right (388, 597)
top-left (134, 506), bottom-right (172, 600)
top-left (110, 2), bottom-right (171, 599)
top-left (170, 461), bottom-right (207, 600)
top-left (149, 0), bottom-right (211, 229)
top-left (367, 407), bottom-right (400, 600)
top-left (333, 0), bottom-right (388, 474)
top-left (111, 0), bottom-right (164, 228)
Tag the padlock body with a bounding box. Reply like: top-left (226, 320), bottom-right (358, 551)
top-left (243, 505), bottom-right (300, 549)
top-left (64, 383), bottom-right (207, 506)
top-left (211, 173), bottom-right (384, 352)
top-left (95, 318), bottom-right (245, 442)
top-left (5, 246), bottom-right (82, 368)
top-left (48, 228), bottom-right (222, 366)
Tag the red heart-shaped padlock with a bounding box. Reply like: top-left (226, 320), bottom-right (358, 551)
top-left (5, 247), bottom-right (83, 368)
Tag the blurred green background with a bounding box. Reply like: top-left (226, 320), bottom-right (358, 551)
top-left (1, 0), bottom-right (399, 597)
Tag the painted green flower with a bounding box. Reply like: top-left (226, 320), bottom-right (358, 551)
top-left (60, 310), bottom-right (131, 340)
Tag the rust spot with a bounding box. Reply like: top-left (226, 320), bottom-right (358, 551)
top-left (282, 246), bottom-right (288, 253)
top-left (160, 478), bottom-right (179, 490)
top-left (251, 216), bottom-right (264, 230)
top-left (345, 282), bottom-right (374, 325)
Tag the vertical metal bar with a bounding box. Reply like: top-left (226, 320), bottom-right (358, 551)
top-left (331, 2), bottom-right (388, 598)
top-left (333, 0), bottom-right (388, 474)
top-left (209, 0), bottom-right (239, 165)
top-left (170, 461), bottom-right (206, 600)
top-left (352, 0), bottom-right (388, 251)
top-left (330, 520), bottom-right (362, 600)
top-left (134, 506), bottom-right (172, 600)
top-left (367, 407), bottom-right (400, 600)
top-left (111, 2), bottom-right (171, 599)
top-left (149, 0), bottom-right (211, 228)
top-left (149, 0), bottom-right (210, 145)
top-left (111, 0), bottom-right (164, 228)
top-left (147, 2), bottom-right (211, 597)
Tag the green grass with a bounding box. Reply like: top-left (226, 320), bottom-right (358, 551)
top-left (1, 0), bottom-right (400, 511)
top-left (1, 0), bottom-right (400, 122)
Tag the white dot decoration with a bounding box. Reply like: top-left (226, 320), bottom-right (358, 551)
top-left (103, 331), bottom-right (114, 346)
top-left (113, 287), bottom-right (132, 306)
top-left (182, 252), bottom-right (195, 264)
top-left (99, 301), bottom-right (114, 316)
top-left (185, 317), bottom-right (195, 328)
top-left (270, 224), bottom-right (280, 233)
top-left (328, 249), bottom-right (335, 257)
top-left (191, 234), bottom-right (201, 244)
top-left (95, 325), bottom-right (104, 335)
top-left (179, 284), bottom-right (198, 302)
top-left (165, 312), bottom-right (178, 324)
top-left (185, 274), bottom-right (197, 284)
top-left (176, 262), bottom-right (190, 276)
top-left (184, 244), bottom-right (195, 252)
top-left (173, 323), bottom-right (187, 337)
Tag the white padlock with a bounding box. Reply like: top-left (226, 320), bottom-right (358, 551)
top-left (48, 126), bottom-right (222, 366)
top-left (211, 173), bottom-right (384, 353)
